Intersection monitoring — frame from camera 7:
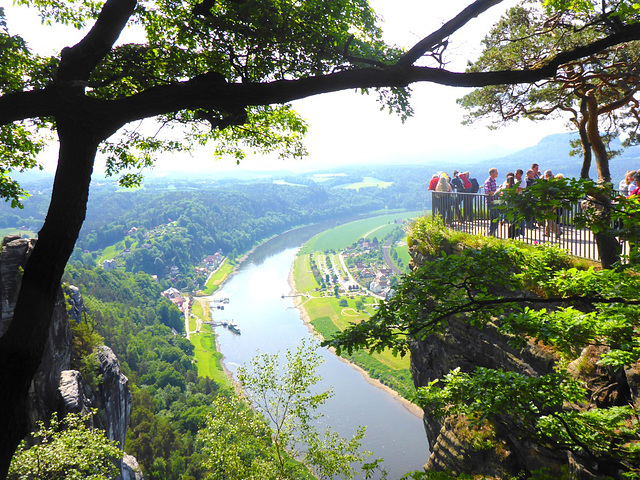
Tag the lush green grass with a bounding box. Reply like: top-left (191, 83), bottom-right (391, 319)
top-left (293, 255), bottom-right (320, 292)
top-left (295, 245), bottom-right (415, 401)
top-left (200, 258), bottom-right (234, 295)
top-left (190, 327), bottom-right (232, 388)
top-left (299, 211), bottom-right (422, 254)
top-left (98, 243), bottom-right (123, 263)
top-left (0, 228), bottom-right (36, 238)
top-left (191, 298), bottom-right (210, 321)
top-left (393, 241), bottom-right (411, 266)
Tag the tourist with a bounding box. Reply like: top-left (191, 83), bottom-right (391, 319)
top-left (450, 170), bottom-right (465, 221)
top-left (531, 163), bottom-right (542, 179)
top-left (544, 169), bottom-right (553, 180)
top-left (544, 173), bottom-right (564, 239)
top-left (435, 174), bottom-right (454, 223)
top-left (459, 171), bottom-right (475, 221)
top-left (428, 173), bottom-right (439, 191)
top-left (525, 169), bottom-right (536, 188)
top-left (619, 170), bottom-right (636, 197)
top-left (514, 169), bottom-right (526, 193)
top-left (484, 168), bottom-right (500, 236)
top-left (630, 172), bottom-right (640, 197)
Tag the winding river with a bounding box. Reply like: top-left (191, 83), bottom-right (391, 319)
top-left (208, 222), bottom-right (429, 478)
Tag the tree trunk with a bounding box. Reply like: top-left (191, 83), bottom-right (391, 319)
top-left (584, 90), bottom-right (619, 267)
top-left (0, 120), bottom-right (98, 478)
top-left (586, 91), bottom-right (612, 184)
top-left (578, 98), bottom-right (592, 179)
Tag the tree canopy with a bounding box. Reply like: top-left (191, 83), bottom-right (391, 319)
top-left (458, 1), bottom-right (640, 182)
top-left (4, 0), bottom-right (640, 477)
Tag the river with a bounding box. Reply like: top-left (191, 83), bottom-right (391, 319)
top-left (208, 223), bottom-right (429, 479)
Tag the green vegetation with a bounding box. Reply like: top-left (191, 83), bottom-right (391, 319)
top-left (300, 211), bottom-right (420, 254)
top-left (8, 411), bottom-right (123, 480)
top-left (0, 228), bottom-right (35, 239)
top-left (339, 177), bottom-right (393, 191)
top-left (191, 327), bottom-right (231, 388)
top-left (214, 339), bottom-right (383, 480)
top-left (200, 258), bottom-right (234, 295)
top-left (327, 217), bottom-right (640, 477)
top-left (293, 214), bottom-right (418, 401)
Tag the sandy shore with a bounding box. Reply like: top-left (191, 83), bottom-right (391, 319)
top-left (287, 262), bottom-right (424, 419)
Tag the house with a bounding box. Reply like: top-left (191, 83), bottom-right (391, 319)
top-left (161, 287), bottom-right (181, 300)
top-left (360, 269), bottom-right (374, 279)
top-left (103, 259), bottom-right (117, 271)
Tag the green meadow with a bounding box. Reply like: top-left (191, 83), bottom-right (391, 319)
top-left (200, 258), bottom-right (234, 295)
top-left (189, 298), bottom-right (232, 388)
top-left (299, 210), bottom-right (423, 254)
top-left (293, 212), bottom-right (422, 401)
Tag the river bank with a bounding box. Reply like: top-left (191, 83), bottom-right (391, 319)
top-left (288, 260), bottom-right (424, 419)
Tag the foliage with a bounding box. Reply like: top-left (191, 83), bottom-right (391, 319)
top-left (1, 0), bottom-right (407, 195)
top-left (234, 338), bottom-right (383, 480)
top-left (8, 411), bottom-right (123, 480)
top-left (325, 235), bottom-right (640, 475)
top-left (197, 394), bottom-right (278, 480)
top-left (61, 265), bottom-right (223, 480)
top-left (458, 0), bottom-right (640, 182)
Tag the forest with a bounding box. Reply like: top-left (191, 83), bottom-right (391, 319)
top-left (3, 0), bottom-right (640, 478)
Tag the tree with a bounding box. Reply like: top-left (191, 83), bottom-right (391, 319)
top-left (199, 339), bottom-right (379, 480)
top-left (3, 0), bottom-right (640, 475)
top-left (326, 218), bottom-right (640, 477)
top-left (458, 1), bottom-right (640, 266)
top-left (8, 411), bottom-right (123, 480)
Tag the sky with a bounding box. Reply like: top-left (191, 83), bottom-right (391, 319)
top-left (5, 1), bottom-right (567, 176)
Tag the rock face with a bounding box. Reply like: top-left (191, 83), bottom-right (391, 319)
top-left (0, 235), bottom-right (141, 479)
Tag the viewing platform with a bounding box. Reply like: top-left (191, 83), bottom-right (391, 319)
top-left (431, 191), bottom-right (626, 263)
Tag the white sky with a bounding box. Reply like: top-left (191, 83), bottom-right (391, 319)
top-left (6, 1), bottom-right (567, 175)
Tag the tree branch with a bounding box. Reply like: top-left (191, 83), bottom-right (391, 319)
top-left (56, 0), bottom-right (137, 83)
top-left (397, 0), bottom-right (505, 67)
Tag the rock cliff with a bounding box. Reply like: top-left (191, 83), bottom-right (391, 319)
top-left (0, 235), bottom-right (142, 479)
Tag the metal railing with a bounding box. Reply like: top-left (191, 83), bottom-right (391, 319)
top-left (431, 191), bottom-right (625, 263)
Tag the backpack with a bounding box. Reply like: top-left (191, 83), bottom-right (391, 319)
top-left (469, 178), bottom-right (479, 193)
top-left (450, 176), bottom-right (464, 192)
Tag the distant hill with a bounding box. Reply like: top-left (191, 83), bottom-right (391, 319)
top-left (468, 132), bottom-right (640, 183)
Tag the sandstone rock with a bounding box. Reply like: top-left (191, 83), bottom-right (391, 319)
top-left (1, 236), bottom-right (142, 479)
top-left (122, 454), bottom-right (144, 480)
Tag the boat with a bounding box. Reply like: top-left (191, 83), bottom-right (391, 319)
top-left (227, 321), bottom-right (241, 335)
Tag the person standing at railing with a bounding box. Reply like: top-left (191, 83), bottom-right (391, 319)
top-left (619, 170), bottom-right (636, 197)
top-left (514, 169), bottom-right (526, 193)
top-left (544, 173), bottom-right (564, 239)
top-left (459, 171), bottom-right (474, 221)
top-left (450, 170), bottom-right (464, 221)
top-left (428, 173), bottom-right (439, 191)
top-left (435, 174), bottom-right (454, 223)
top-left (531, 163), bottom-right (543, 179)
top-left (484, 168), bottom-right (500, 236)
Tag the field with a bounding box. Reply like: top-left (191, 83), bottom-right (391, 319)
top-left (200, 258), bottom-right (234, 295)
top-left (0, 228), bottom-right (37, 239)
top-left (339, 176), bottom-right (393, 191)
top-left (299, 210), bottom-right (423, 254)
top-left (189, 298), bottom-right (231, 388)
top-left (293, 212), bottom-right (421, 401)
